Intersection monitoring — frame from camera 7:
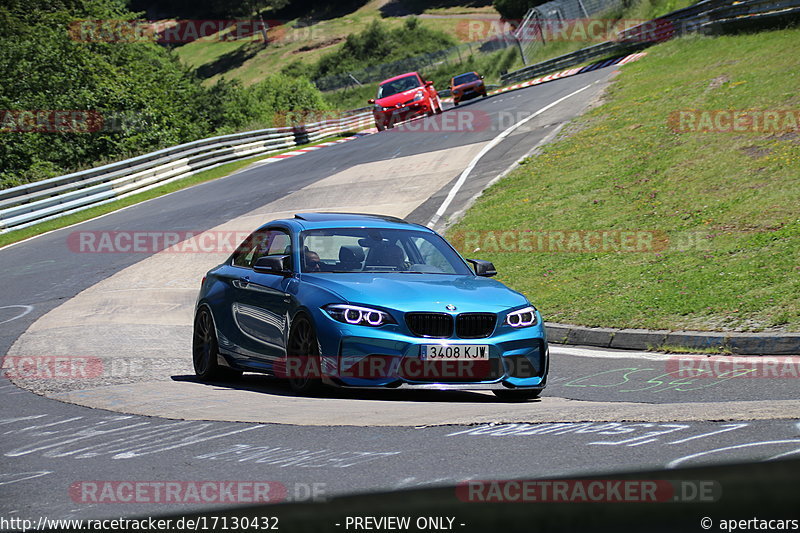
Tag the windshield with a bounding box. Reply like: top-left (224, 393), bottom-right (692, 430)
top-left (452, 72), bottom-right (479, 85)
top-left (300, 228), bottom-right (472, 274)
top-left (377, 75), bottom-right (422, 99)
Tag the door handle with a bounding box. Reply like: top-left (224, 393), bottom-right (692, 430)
top-left (234, 276), bottom-right (250, 288)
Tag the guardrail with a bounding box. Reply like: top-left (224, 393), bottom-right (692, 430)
top-left (0, 110), bottom-right (373, 234)
top-left (502, 0), bottom-right (800, 84)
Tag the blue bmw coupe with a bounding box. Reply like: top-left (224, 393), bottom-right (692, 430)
top-left (193, 213), bottom-right (548, 400)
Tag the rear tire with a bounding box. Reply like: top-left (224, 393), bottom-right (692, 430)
top-left (286, 315), bottom-right (323, 395)
top-left (492, 389), bottom-right (541, 401)
top-left (193, 307), bottom-right (241, 381)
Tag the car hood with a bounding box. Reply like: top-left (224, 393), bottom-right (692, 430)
top-left (302, 273), bottom-right (528, 312)
top-left (375, 88), bottom-right (422, 107)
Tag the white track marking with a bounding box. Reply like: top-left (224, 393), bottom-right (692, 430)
top-left (553, 346), bottom-right (679, 361)
top-left (0, 305), bottom-right (34, 325)
top-left (552, 345), bottom-right (799, 363)
top-left (0, 471), bottom-right (52, 486)
top-left (445, 123), bottom-right (566, 228)
top-left (428, 83), bottom-right (595, 228)
top-left (666, 440), bottom-right (800, 469)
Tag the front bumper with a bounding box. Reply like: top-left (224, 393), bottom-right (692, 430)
top-left (374, 102), bottom-right (431, 126)
top-left (452, 85), bottom-right (486, 103)
top-left (313, 312), bottom-right (548, 390)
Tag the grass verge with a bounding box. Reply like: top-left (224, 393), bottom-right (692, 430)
top-left (0, 135), bottom-right (348, 249)
top-left (651, 344), bottom-right (732, 355)
top-left (448, 28), bottom-right (800, 332)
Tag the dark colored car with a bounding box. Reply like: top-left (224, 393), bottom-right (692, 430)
top-left (450, 71), bottom-right (487, 105)
top-left (193, 213), bottom-right (549, 400)
top-left (369, 72), bottom-right (442, 131)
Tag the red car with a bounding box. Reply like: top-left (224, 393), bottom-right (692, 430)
top-left (369, 72), bottom-right (442, 131)
top-left (450, 71), bottom-right (487, 105)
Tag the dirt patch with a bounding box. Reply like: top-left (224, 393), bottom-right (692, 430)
top-left (768, 131), bottom-right (799, 143)
top-left (706, 74), bottom-right (730, 91)
top-left (739, 145), bottom-right (773, 159)
top-left (292, 37), bottom-right (345, 54)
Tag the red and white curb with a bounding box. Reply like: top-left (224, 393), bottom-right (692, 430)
top-left (440, 52), bottom-right (647, 103)
top-left (269, 137), bottom-right (357, 159)
top-left (250, 135), bottom-right (369, 166)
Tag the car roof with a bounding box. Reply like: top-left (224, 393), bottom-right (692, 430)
top-left (265, 212), bottom-right (434, 232)
top-left (379, 72), bottom-right (420, 85)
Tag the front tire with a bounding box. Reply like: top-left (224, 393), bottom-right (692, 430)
top-left (492, 389), bottom-right (541, 401)
top-left (286, 315), bottom-right (323, 395)
top-left (193, 307), bottom-right (241, 381)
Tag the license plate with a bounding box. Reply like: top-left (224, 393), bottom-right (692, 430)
top-left (421, 345), bottom-right (489, 360)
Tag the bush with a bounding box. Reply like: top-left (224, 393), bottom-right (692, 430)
top-left (0, 0), bottom-right (331, 189)
top-left (313, 19), bottom-right (456, 79)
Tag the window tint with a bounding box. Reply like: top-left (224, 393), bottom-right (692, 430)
top-left (453, 73), bottom-right (479, 85)
top-left (299, 228), bottom-right (470, 274)
top-left (377, 75), bottom-right (422, 98)
top-left (231, 229), bottom-right (292, 269)
top-left (409, 237), bottom-right (452, 273)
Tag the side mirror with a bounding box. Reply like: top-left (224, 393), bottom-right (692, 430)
top-left (253, 255), bottom-right (291, 276)
top-left (425, 81), bottom-right (434, 86)
top-left (368, 98), bottom-right (376, 104)
top-left (467, 259), bottom-right (497, 277)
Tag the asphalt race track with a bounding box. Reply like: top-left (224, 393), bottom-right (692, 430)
top-left (1, 64), bottom-right (798, 524)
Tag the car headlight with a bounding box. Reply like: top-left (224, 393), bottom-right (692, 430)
top-left (505, 306), bottom-right (537, 328)
top-left (323, 304), bottom-right (396, 327)
top-left (412, 91), bottom-right (424, 102)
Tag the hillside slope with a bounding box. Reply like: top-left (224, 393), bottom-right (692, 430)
top-left (449, 28), bottom-right (800, 332)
